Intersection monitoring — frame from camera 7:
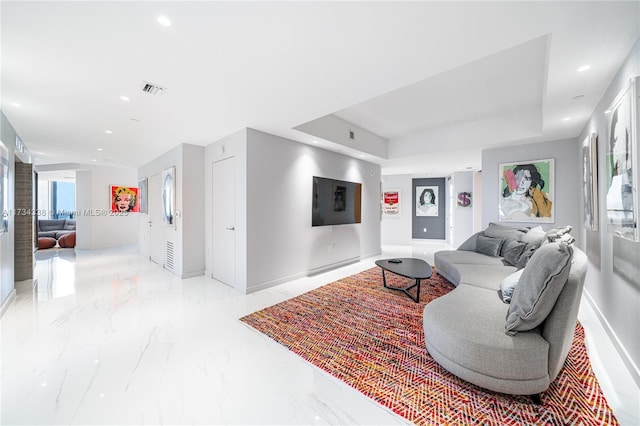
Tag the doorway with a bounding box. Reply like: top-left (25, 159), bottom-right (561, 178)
top-left (148, 173), bottom-right (163, 265)
top-left (211, 157), bottom-right (236, 287)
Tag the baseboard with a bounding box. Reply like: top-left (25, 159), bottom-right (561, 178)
top-left (583, 289), bottom-right (640, 387)
top-left (0, 289), bottom-right (17, 318)
top-left (181, 270), bottom-right (205, 279)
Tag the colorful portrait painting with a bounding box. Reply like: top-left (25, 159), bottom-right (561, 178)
top-left (382, 190), bottom-right (400, 216)
top-left (499, 159), bottom-right (554, 223)
top-left (110, 185), bottom-right (140, 213)
top-left (415, 186), bottom-right (438, 217)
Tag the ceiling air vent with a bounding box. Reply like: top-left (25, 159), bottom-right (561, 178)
top-left (141, 81), bottom-right (167, 96)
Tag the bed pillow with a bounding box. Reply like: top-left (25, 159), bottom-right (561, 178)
top-left (505, 242), bottom-right (573, 335)
top-left (475, 235), bottom-right (505, 257)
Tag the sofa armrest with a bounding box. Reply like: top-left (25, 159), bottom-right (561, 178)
top-left (458, 231), bottom-right (483, 251)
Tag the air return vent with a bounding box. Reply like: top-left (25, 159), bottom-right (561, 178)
top-left (141, 81), bottom-right (167, 96)
top-left (165, 241), bottom-right (175, 271)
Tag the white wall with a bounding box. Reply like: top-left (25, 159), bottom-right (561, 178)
top-left (138, 144), bottom-right (205, 278)
top-left (245, 129), bottom-right (381, 292)
top-left (381, 174), bottom-right (413, 245)
top-left (577, 37), bottom-right (640, 385)
top-left (481, 138), bottom-right (581, 245)
top-left (1, 112), bottom-right (18, 310)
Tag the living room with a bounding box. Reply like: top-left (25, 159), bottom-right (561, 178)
top-left (0, 2), bottom-right (639, 424)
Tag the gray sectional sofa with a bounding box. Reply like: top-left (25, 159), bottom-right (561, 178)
top-left (37, 218), bottom-right (76, 240)
top-left (423, 223), bottom-right (587, 399)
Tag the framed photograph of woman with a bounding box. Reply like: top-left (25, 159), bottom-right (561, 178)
top-left (415, 186), bottom-right (438, 216)
top-left (582, 133), bottom-right (598, 231)
top-left (606, 77), bottom-right (639, 241)
top-left (499, 159), bottom-right (554, 223)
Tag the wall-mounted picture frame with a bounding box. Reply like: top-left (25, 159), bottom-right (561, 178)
top-left (499, 158), bottom-right (554, 223)
top-left (605, 77), bottom-right (639, 241)
top-left (456, 192), bottom-right (472, 209)
top-left (0, 140), bottom-right (8, 234)
top-left (138, 178), bottom-right (148, 214)
top-left (415, 186), bottom-right (438, 216)
top-left (162, 167), bottom-right (176, 227)
top-left (382, 189), bottom-right (401, 216)
top-left (582, 133), bottom-right (599, 231)
top-left (110, 185), bottom-right (140, 213)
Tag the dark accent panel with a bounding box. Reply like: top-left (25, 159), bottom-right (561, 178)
top-left (412, 178), bottom-right (446, 239)
top-left (14, 161), bottom-right (33, 281)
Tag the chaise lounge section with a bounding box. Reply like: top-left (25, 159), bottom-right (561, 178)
top-left (423, 223), bottom-right (587, 398)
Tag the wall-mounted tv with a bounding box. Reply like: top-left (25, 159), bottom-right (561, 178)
top-left (312, 176), bottom-right (362, 226)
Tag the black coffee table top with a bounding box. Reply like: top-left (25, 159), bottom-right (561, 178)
top-left (375, 258), bottom-right (432, 280)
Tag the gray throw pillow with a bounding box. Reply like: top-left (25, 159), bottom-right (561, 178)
top-left (498, 269), bottom-right (524, 303)
top-left (483, 222), bottom-right (527, 257)
top-left (515, 242), bottom-right (540, 269)
top-left (458, 232), bottom-right (482, 252)
top-left (475, 235), bottom-right (505, 257)
top-left (502, 240), bottom-right (527, 266)
top-left (505, 242), bottom-right (573, 335)
top-left (521, 226), bottom-right (546, 245)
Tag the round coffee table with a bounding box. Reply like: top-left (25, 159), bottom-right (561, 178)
top-left (375, 258), bottom-right (432, 303)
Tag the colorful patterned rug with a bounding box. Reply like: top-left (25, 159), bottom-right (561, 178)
top-left (240, 267), bottom-right (618, 425)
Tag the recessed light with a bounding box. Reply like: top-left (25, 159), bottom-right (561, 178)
top-left (157, 16), bottom-right (171, 27)
top-left (312, 140), bottom-right (318, 144)
top-left (562, 117), bottom-right (572, 122)
top-left (11, 102), bottom-right (22, 107)
top-left (105, 130), bottom-right (112, 134)
top-left (92, 159), bottom-right (97, 162)
top-left (577, 65), bottom-right (591, 72)
top-left (97, 148), bottom-right (103, 151)
top-left (604, 110), bottom-right (612, 114)
top-left (120, 96), bottom-right (130, 102)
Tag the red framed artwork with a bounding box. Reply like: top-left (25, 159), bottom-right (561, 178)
top-left (110, 185), bottom-right (140, 213)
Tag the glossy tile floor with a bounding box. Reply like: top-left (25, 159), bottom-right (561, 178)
top-left (1, 243), bottom-right (639, 425)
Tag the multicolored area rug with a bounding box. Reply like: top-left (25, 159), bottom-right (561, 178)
top-left (240, 267), bottom-right (617, 425)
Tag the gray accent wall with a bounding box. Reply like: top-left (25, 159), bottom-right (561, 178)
top-left (412, 178), bottom-right (446, 239)
top-left (576, 37), bottom-right (640, 385)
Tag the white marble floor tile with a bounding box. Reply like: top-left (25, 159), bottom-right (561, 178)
top-left (0, 243), bottom-right (637, 425)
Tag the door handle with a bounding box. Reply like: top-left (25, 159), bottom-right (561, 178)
top-left (226, 227), bottom-right (235, 230)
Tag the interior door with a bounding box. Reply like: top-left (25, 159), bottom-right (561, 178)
top-left (149, 173), bottom-right (163, 264)
top-left (212, 157), bottom-right (236, 287)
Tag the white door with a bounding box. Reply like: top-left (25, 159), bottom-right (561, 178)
top-left (212, 157), bottom-right (236, 286)
top-left (149, 173), bottom-right (163, 264)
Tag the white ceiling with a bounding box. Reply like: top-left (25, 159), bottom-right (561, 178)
top-left (2, 1), bottom-right (639, 176)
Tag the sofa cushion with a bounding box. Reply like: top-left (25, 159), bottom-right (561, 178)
top-left (455, 264), bottom-right (518, 291)
top-left (434, 250), bottom-right (508, 286)
top-left (475, 235), bottom-right (504, 257)
top-left (502, 240), bottom-right (527, 266)
top-left (424, 284), bottom-right (549, 381)
top-left (498, 269), bottom-right (524, 303)
top-left (483, 222), bottom-right (527, 256)
top-left (58, 232), bottom-right (76, 248)
top-left (521, 226), bottom-right (546, 245)
top-left (63, 219), bottom-right (76, 230)
top-left (37, 237), bottom-right (57, 249)
top-left (515, 242), bottom-right (540, 269)
top-left (505, 242), bottom-right (573, 335)
top-left (39, 219), bottom-right (66, 232)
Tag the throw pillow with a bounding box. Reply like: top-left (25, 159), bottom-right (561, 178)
top-left (475, 235), bottom-right (505, 257)
top-left (502, 240), bottom-right (527, 266)
top-left (521, 226), bottom-right (546, 245)
top-left (458, 232), bottom-right (482, 252)
top-left (505, 242), bottom-right (574, 335)
top-left (483, 222), bottom-right (527, 257)
top-left (515, 242), bottom-right (539, 269)
top-left (498, 269), bottom-right (524, 303)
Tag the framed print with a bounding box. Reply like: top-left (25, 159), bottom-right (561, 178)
top-left (416, 186), bottom-right (438, 216)
top-left (162, 167), bottom-right (176, 227)
top-left (499, 158), bottom-right (554, 223)
top-left (582, 133), bottom-right (599, 230)
top-left (138, 178), bottom-right (148, 214)
top-left (457, 192), bottom-right (472, 209)
top-left (606, 77), bottom-right (639, 241)
top-left (0, 140), bottom-right (8, 234)
top-left (382, 189), bottom-right (401, 216)
top-left (110, 185), bottom-right (140, 213)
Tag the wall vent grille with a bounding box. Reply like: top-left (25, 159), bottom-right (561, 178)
top-left (141, 81), bottom-right (167, 96)
top-left (165, 241), bottom-right (175, 271)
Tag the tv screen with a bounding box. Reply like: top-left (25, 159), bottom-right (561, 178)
top-left (312, 176), bottom-right (362, 226)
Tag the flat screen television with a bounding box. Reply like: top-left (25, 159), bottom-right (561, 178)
top-left (312, 176), bottom-right (362, 226)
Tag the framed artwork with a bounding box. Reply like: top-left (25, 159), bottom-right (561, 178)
top-left (606, 77), bottom-right (639, 241)
top-left (499, 158), bottom-right (554, 223)
top-left (162, 167), bottom-right (176, 227)
top-left (110, 185), bottom-right (140, 213)
top-left (138, 178), bottom-right (148, 214)
top-left (0, 140), bottom-right (8, 234)
top-left (382, 190), bottom-right (400, 216)
top-left (456, 192), bottom-right (472, 209)
top-left (582, 133), bottom-right (599, 230)
top-left (415, 186), bottom-right (438, 216)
